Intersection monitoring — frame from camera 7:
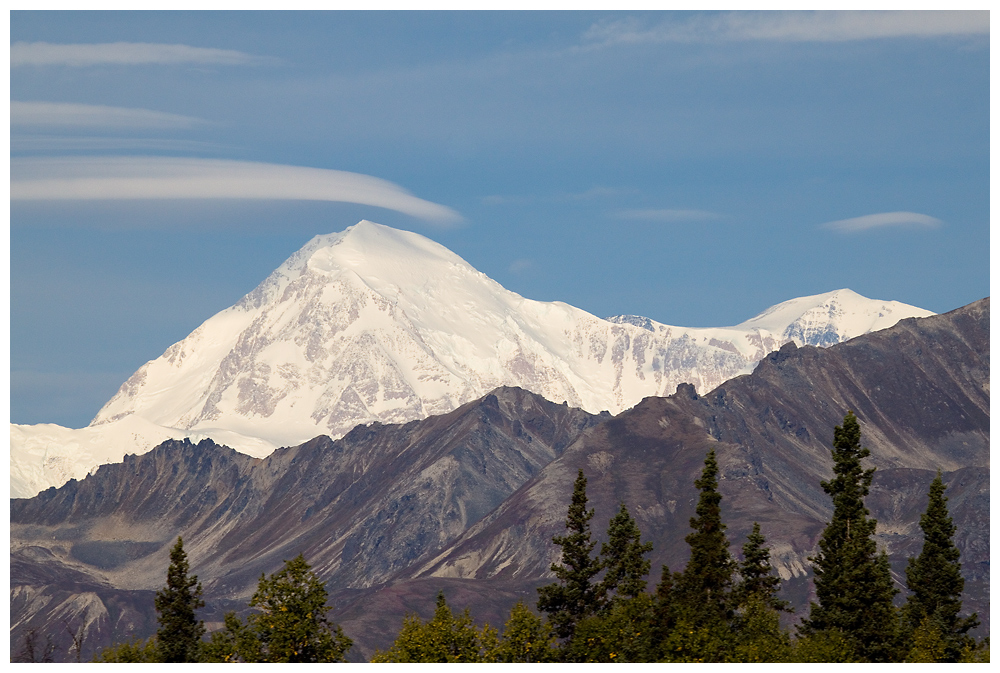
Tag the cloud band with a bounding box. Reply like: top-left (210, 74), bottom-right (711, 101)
top-left (11, 41), bottom-right (264, 67)
top-left (10, 157), bottom-right (462, 225)
top-left (584, 11), bottom-right (989, 47)
top-left (11, 101), bottom-right (206, 129)
top-left (821, 211), bottom-right (942, 233)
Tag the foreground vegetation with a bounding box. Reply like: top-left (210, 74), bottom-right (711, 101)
top-left (79, 412), bottom-right (986, 663)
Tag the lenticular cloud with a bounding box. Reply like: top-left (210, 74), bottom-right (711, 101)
top-left (821, 211), bottom-right (942, 233)
top-left (10, 156), bottom-right (462, 225)
top-left (11, 41), bottom-right (262, 67)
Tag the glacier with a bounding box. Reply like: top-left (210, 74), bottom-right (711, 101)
top-left (10, 220), bottom-right (933, 498)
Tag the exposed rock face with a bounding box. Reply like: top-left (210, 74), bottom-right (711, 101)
top-left (11, 388), bottom-right (604, 660)
top-left (406, 298), bottom-right (989, 646)
top-left (9, 300), bottom-right (988, 662)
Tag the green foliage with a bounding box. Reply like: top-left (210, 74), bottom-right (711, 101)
top-left (902, 472), bottom-right (979, 661)
top-left (565, 592), bottom-right (656, 662)
top-left (799, 411), bottom-right (899, 662)
top-left (495, 601), bottom-right (558, 662)
top-left (906, 615), bottom-right (948, 662)
top-left (154, 536), bottom-right (205, 663)
top-left (201, 611), bottom-right (262, 663)
top-left (735, 522), bottom-right (788, 612)
top-left (537, 469), bottom-right (603, 641)
top-left (599, 502), bottom-right (653, 604)
top-left (672, 450), bottom-right (736, 630)
top-left (92, 637), bottom-right (159, 663)
top-left (371, 592), bottom-right (499, 662)
top-left (728, 593), bottom-right (792, 662)
top-left (959, 636), bottom-right (990, 663)
top-left (203, 554), bottom-right (352, 662)
top-left (649, 564), bottom-right (677, 658)
top-left (790, 629), bottom-right (860, 663)
top-left (658, 617), bottom-right (732, 663)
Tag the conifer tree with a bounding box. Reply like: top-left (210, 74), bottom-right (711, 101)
top-left (649, 564), bottom-right (677, 657)
top-left (537, 469), bottom-right (602, 643)
top-left (799, 411), bottom-right (898, 662)
top-left (726, 523), bottom-right (793, 662)
top-left (154, 536), bottom-right (205, 663)
top-left (902, 473), bottom-right (978, 661)
top-left (598, 502), bottom-right (653, 604)
top-left (672, 450), bottom-right (736, 629)
top-left (736, 522), bottom-right (788, 612)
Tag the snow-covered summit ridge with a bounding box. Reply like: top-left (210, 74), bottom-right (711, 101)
top-left (12, 221), bottom-right (934, 498)
top-left (735, 288), bottom-right (933, 347)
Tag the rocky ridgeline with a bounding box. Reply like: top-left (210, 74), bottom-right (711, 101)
top-left (10, 299), bottom-right (988, 661)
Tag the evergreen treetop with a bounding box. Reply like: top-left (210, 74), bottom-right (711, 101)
top-left (736, 522), bottom-right (788, 612)
top-left (154, 536), bottom-right (205, 663)
top-left (537, 469), bottom-right (602, 641)
top-left (599, 502), bottom-right (653, 604)
top-left (800, 411), bottom-right (899, 662)
top-left (673, 450), bottom-right (736, 628)
top-left (903, 472), bottom-right (979, 661)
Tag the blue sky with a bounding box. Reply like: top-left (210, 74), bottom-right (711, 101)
top-left (9, 10), bottom-right (990, 428)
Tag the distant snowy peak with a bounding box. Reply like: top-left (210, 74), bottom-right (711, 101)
top-left (91, 222), bottom-right (933, 444)
top-left (736, 288), bottom-right (934, 347)
top-left (12, 220), bottom-right (935, 498)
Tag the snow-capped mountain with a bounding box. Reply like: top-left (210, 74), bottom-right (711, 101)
top-left (10, 220), bottom-right (933, 498)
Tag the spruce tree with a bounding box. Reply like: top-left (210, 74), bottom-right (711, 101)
top-left (736, 522), bottom-right (788, 612)
top-left (537, 469), bottom-right (602, 644)
top-left (649, 565), bottom-right (677, 657)
top-left (154, 537), bottom-right (205, 662)
top-left (902, 473), bottom-right (979, 661)
top-left (730, 523), bottom-right (792, 662)
top-left (598, 502), bottom-right (653, 604)
top-left (799, 411), bottom-right (898, 662)
top-left (673, 450), bottom-right (736, 629)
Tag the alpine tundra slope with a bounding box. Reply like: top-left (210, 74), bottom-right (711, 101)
top-left (10, 220), bottom-right (932, 498)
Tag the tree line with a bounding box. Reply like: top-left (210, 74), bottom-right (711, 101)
top-left (81, 411), bottom-right (986, 663)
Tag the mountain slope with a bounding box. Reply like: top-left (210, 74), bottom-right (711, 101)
top-left (388, 299), bottom-right (989, 652)
top-left (10, 300), bottom-right (987, 661)
top-left (10, 221), bottom-right (932, 498)
top-left (11, 388), bottom-right (605, 660)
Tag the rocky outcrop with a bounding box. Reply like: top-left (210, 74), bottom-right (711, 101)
top-left (11, 387), bottom-right (604, 660)
top-left (404, 299), bottom-right (989, 652)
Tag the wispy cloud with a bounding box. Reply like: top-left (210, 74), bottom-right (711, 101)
top-left (11, 101), bottom-right (206, 129)
top-left (582, 11), bottom-right (988, 48)
top-left (615, 208), bottom-right (720, 222)
top-left (820, 211), bottom-right (942, 233)
top-left (11, 41), bottom-right (267, 67)
top-left (12, 136), bottom-right (232, 153)
top-left (10, 157), bottom-right (462, 225)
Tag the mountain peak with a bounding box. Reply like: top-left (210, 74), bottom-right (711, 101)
top-left (735, 287), bottom-right (933, 346)
top-left (11, 221), bottom-right (936, 497)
